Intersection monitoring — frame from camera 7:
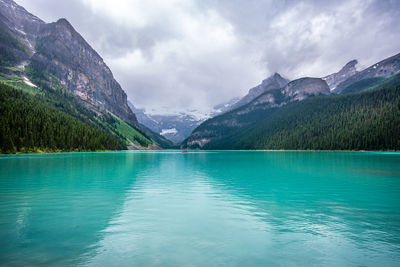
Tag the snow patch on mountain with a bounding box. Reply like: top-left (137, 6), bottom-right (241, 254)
top-left (160, 128), bottom-right (178, 136)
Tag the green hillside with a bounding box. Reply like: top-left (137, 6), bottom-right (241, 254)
top-left (111, 115), bottom-right (152, 147)
top-left (341, 72), bottom-right (400, 94)
top-left (139, 124), bottom-right (175, 149)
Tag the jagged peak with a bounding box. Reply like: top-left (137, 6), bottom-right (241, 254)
top-left (341, 59), bottom-right (358, 71)
top-left (261, 72), bottom-right (289, 87)
top-left (56, 18), bottom-right (73, 29)
top-left (346, 59), bottom-right (358, 66)
top-left (272, 72), bottom-right (281, 78)
top-left (269, 72), bottom-right (283, 79)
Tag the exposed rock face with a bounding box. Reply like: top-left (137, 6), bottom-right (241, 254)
top-left (182, 77), bottom-right (330, 149)
top-left (0, 0), bottom-right (42, 64)
top-left (34, 19), bottom-right (138, 126)
top-left (323, 60), bottom-right (358, 91)
top-left (334, 53), bottom-right (400, 93)
top-left (282, 77), bottom-right (330, 100)
top-left (0, 0), bottom-right (43, 41)
top-left (0, 0), bottom-right (139, 127)
top-left (230, 72), bottom-right (289, 110)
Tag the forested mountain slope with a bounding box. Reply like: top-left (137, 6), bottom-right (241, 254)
top-left (183, 52), bottom-right (400, 151)
top-left (182, 77), bottom-right (330, 148)
top-left (0, 83), bottom-right (125, 153)
top-left (185, 79), bottom-right (400, 150)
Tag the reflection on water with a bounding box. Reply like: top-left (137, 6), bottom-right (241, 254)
top-left (0, 151), bottom-right (400, 266)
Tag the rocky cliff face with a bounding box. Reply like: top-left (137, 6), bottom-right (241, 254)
top-left (0, 0), bottom-right (42, 64)
top-left (230, 72), bottom-right (289, 110)
top-left (334, 53), bottom-right (400, 93)
top-left (182, 77), bottom-right (330, 148)
top-left (282, 77), bottom-right (330, 100)
top-left (0, 0), bottom-right (43, 41)
top-left (323, 60), bottom-right (358, 91)
top-left (235, 77), bottom-right (329, 115)
top-left (0, 0), bottom-right (139, 127)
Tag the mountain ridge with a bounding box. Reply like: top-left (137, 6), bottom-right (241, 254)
top-left (334, 52), bottom-right (400, 93)
top-left (230, 72), bottom-right (290, 111)
top-left (323, 59), bottom-right (358, 91)
top-left (182, 52), bottom-right (400, 150)
top-left (182, 76), bottom-right (330, 149)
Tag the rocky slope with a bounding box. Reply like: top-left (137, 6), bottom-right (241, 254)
top-left (182, 77), bottom-right (329, 148)
top-left (334, 53), bottom-right (400, 93)
top-left (0, 0), bottom-right (139, 128)
top-left (322, 60), bottom-right (358, 91)
top-left (282, 77), bottom-right (330, 100)
top-left (230, 72), bottom-right (289, 110)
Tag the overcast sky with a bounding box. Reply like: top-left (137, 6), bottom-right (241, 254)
top-left (15, 0), bottom-right (400, 116)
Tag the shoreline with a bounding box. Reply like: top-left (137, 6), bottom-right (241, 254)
top-left (1, 149), bottom-right (399, 156)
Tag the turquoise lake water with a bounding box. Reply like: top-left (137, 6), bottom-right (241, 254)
top-left (1, 151), bottom-right (400, 266)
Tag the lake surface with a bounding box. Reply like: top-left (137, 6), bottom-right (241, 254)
top-left (1, 151), bottom-right (400, 266)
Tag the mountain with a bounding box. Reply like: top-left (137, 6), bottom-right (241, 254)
top-left (212, 97), bottom-right (241, 114)
top-left (191, 77), bottom-right (400, 150)
top-left (334, 52), bottom-right (400, 93)
top-left (230, 72), bottom-right (289, 110)
top-left (129, 97), bottom-right (254, 144)
top-left (0, 0), bottom-right (140, 127)
top-left (139, 124), bottom-right (175, 149)
top-left (182, 77), bottom-right (329, 148)
top-left (322, 60), bottom-right (358, 91)
top-left (281, 77), bottom-right (330, 100)
top-left (128, 102), bottom-right (160, 132)
top-left (0, 0), bottom-right (169, 152)
top-left (129, 95), bottom-right (263, 144)
top-left (151, 114), bottom-right (203, 144)
top-left (182, 52), bottom-right (400, 151)
top-left (128, 101), bottom-right (202, 144)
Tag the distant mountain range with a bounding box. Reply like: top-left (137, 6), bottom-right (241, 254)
top-left (129, 98), bottom-right (242, 144)
top-left (182, 52), bottom-right (400, 150)
top-left (0, 0), bottom-right (172, 153)
top-left (128, 101), bottom-right (202, 144)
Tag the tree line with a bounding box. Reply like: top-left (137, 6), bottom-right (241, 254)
top-left (0, 83), bottom-right (125, 153)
